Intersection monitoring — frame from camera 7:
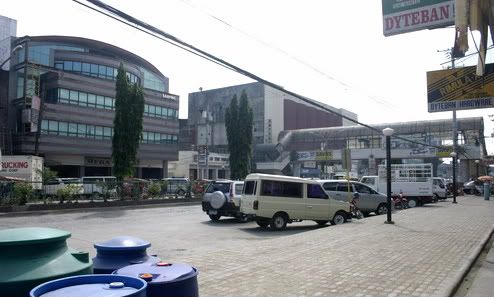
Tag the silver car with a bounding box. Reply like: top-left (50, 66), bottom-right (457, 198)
top-left (318, 180), bottom-right (388, 216)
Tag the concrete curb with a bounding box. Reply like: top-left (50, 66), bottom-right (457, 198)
top-left (0, 200), bottom-right (202, 217)
top-left (442, 223), bottom-right (494, 297)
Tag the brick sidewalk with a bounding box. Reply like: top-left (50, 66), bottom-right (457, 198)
top-left (168, 197), bottom-right (494, 297)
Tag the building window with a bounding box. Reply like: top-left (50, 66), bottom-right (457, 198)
top-left (48, 88), bottom-right (177, 119)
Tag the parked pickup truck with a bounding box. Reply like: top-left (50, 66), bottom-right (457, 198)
top-left (43, 178), bottom-right (84, 196)
top-left (360, 163), bottom-right (435, 208)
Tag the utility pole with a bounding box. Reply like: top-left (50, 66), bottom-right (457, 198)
top-left (451, 48), bottom-right (458, 204)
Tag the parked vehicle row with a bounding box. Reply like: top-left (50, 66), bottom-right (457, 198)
top-left (201, 169), bottom-right (456, 231)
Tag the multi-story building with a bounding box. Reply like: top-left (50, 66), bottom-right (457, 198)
top-left (181, 82), bottom-right (358, 177)
top-left (4, 35), bottom-right (179, 178)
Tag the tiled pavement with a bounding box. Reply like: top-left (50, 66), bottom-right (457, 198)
top-left (167, 196), bottom-right (494, 297)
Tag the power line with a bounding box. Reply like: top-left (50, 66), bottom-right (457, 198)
top-left (73, 0), bottom-right (469, 153)
top-left (177, 0), bottom-right (399, 110)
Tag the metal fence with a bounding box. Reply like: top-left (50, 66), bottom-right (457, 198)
top-left (0, 179), bottom-right (210, 206)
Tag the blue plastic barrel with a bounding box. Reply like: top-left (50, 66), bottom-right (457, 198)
top-left (93, 236), bottom-right (160, 274)
top-left (484, 183), bottom-right (491, 200)
top-left (115, 262), bottom-right (199, 297)
top-left (30, 274), bottom-right (147, 297)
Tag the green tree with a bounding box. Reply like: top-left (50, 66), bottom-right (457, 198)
top-left (112, 64), bottom-right (144, 180)
top-left (225, 90), bottom-right (253, 179)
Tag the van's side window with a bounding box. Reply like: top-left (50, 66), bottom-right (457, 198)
top-left (322, 182), bottom-right (338, 191)
top-left (243, 181), bottom-right (256, 195)
top-left (261, 180), bottom-right (302, 198)
top-left (307, 184), bottom-right (327, 199)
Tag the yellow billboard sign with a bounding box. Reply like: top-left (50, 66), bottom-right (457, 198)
top-left (427, 63), bottom-right (494, 112)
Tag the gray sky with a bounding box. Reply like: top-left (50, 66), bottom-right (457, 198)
top-left (3, 0), bottom-right (494, 151)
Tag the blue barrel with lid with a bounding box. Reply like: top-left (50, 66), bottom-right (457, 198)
top-left (114, 261), bottom-right (199, 297)
top-left (93, 236), bottom-right (160, 274)
top-left (30, 274), bottom-right (147, 297)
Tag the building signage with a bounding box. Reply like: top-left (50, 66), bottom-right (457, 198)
top-left (427, 63), bottom-right (494, 112)
top-left (85, 157), bottom-right (112, 167)
top-left (0, 161), bottom-right (30, 174)
top-left (382, 0), bottom-right (454, 36)
top-left (297, 151), bottom-right (333, 161)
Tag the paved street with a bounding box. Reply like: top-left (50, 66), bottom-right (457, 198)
top-left (1, 196), bottom-right (493, 297)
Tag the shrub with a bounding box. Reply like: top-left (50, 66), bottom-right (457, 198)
top-left (148, 182), bottom-right (161, 198)
top-left (13, 182), bottom-right (34, 205)
top-left (56, 184), bottom-right (82, 203)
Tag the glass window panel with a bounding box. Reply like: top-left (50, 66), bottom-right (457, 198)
top-left (103, 127), bottom-right (112, 139)
top-left (142, 132), bottom-right (148, 143)
top-left (77, 124), bottom-right (86, 137)
top-left (78, 92), bottom-right (88, 106)
top-left (82, 63), bottom-right (90, 74)
top-left (90, 64), bottom-right (98, 76)
top-left (68, 123), bottom-right (78, 136)
top-left (113, 68), bottom-right (118, 78)
top-left (96, 95), bottom-right (105, 108)
top-left (172, 135), bottom-right (178, 142)
top-left (106, 67), bottom-right (114, 78)
top-left (55, 62), bottom-right (63, 70)
top-left (69, 90), bottom-right (78, 103)
top-left (48, 120), bottom-right (58, 132)
top-left (64, 61), bottom-right (73, 71)
top-left (99, 65), bottom-right (106, 78)
top-left (105, 97), bottom-right (113, 110)
top-left (95, 126), bottom-right (103, 139)
top-left (59, 88), bottom-right (69, 99)
top-left (86, 125), bottom-right (95, 137)
top-left (41, 120), bottom-right (48, 131)
top-left (144, 105), bottom-right (149, 115)
top-left (73, 62), bottom-right (81, 72)
top-left (58, 122), bottom-right (68, 136)
top-left (155, 106), bottom-right (162, 118)
top-left (87, 94), bottom-right (96, 107)
top-left (149, 105), bottom-right (156, 115)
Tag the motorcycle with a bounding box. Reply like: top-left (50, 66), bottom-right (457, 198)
top-left (350, 192), bottom-right (364, 219)
top-left (392, 191), bottom-right (408, 209)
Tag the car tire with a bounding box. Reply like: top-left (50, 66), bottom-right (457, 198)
top-left (407, 199), bottom-right (417, 208)
top-left (210, 191), bottom-right (226, 209)
top-left (270, 213), bottom-right (288, 231)
top-left (256, 219), bottom-right (269, 228)
top-left (209, 214), bottom-right (221, 221)
top-left (376, 203), bottom-right (388, 215)
top-left (315, 220), bottom-right (328, 226)
top-left (331, 212), bottom-right (346, 225)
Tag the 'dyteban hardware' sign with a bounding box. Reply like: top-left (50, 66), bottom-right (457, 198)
top-left (427, 63), bottom-right (494, 112)
top-left (382, 0), bottom-right (454, 36)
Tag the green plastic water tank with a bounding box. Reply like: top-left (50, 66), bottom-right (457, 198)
top-left (0, 227), bottom-right (93, 297)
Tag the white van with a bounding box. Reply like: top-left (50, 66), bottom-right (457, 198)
top-left (240, 173), bottom-right (351, 230)
top-left (81, 176), bottom-right (117, 197)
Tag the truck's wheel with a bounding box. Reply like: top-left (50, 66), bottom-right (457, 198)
top-left (407, 199), bottom-right (417, 208)
top-left (270, 213), bottom-right (287, 231)
top-left (209, 214), bottom-right (221, 221)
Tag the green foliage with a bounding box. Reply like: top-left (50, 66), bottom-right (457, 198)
top-left (112, 63), bottom-right (145, 180)
top-left (148, 182), bottom-right (161, 197)
top-left (13, 182), bottom-right (34, 205)
top-left (225, 90), bottom-right (253, 179)
top-left (56, 184), bottom-right (82, 204)
top-left (37, 167), bottom-right (58, 184)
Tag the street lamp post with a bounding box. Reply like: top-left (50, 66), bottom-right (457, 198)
top-left (0, 45), bottom-right (23, 70)
top-left (383, 127), bottom-right (394, 224)
top-left (450, 152), bottom-right (458, 204)
top-left (475, 159), bottom-right (480, 177)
